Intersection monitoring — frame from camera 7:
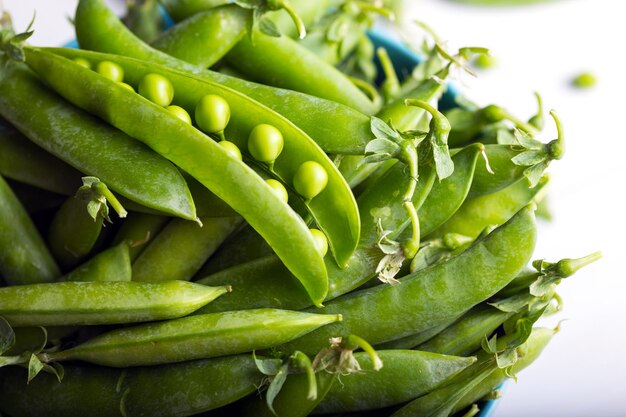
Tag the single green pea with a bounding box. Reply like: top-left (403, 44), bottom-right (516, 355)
top-left (167, 105), bottom-right (192, 124)
top-left (96, 61), bottom-right (124, 82)
top-left (248, 124), bottom-right (284, 164)
top-left (310, 228), bottom-right (328, 257)
top-left (195, 94), bottom-right (231, 135)
top-left (218, 140), bottom-right (242, 160)
top-left (138, 73), bottom-right (174, 107)
top-left (73, 57), bottom-right (91, 69)
top-left (293, 161), bottom-right (328, 200)
top-left (571, 72), bottom-right (596, 89)
top-left (265, 179), bottom-right (288, 203)
top-left (118, 82), bottom-right (135, 92)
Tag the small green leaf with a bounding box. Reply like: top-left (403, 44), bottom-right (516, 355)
top-left (488, 294), bottom-right (531, 313)
top-left (0, 317), bottom-right (15, 355)
top-left (86, 199), bottom-right (103, 221)
top-left (10, 30), bottom-right (33, 44)
top-left (399, 129), bottom-right (428, 141)
top-left (266, 363), bottom-right (289, 415)
top-left (370, 116), bottom-right (401, 142)
top-left (358, 153), bottom-right (393, 167)
top-left (481, 334), bottom-right (498, 354)
top-left (511, 150), bottom-right (547, 166)
top-left (27, 354), bottom-right (45, 383)
top-left (529, 275), bottom-right (560, 297)
top-left (523, 161), bottom-right (549, 187)
top-left (495, 347), bottom-right (518, 369)
top-left (364, 137), bottom-right (400, 156)
top-left (514, 129), bottom-right (543, 150)
top-left (253, 352), bottom-right (282, 376)
top-left (258, 18), bottom-right (281, 37)
top-left (432, 141), bottom-right (454, 179)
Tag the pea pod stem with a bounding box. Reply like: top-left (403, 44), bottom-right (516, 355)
top-left (89, 178), bottom-right (127, 219)
top-left (268, 0), bottom-right (307, 39)
top-left (377, 46), bottom-right (400, 101)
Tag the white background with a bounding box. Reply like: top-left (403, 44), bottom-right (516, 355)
top-left (3, 0), bottom-right (625, 416)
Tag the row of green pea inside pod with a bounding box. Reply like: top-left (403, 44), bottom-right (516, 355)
top-left (78, 57), bottom-right (331, 257)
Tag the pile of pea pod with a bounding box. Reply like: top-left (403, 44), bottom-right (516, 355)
top-left (0, 1), bottom-right (600, 416)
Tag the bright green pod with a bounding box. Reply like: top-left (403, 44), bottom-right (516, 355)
top-left (0, 128), bottom-right (82, 195)
top-left (131, 216), bottom-right (242, 282)
top-left (226, 29), bottom-right (377, 115)
top-left (314, 351), bottom-right (476, 414)
top-left (0, 281), bottom-right (229, 327)
top-left (430, 174), bottom-right (548, 239)
top-left (151, 5), bottom-right (249, 68)
top-left (0, 175), bottom-right (60, 285)
top-left (0, 354), bottom-right (263, 417)
top-left (61, 242), bottom-right (132, 282)
top-left (45, 309), bottom-right (342, 367)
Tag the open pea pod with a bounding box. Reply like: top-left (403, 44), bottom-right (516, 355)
top-left (74, 0), bottom-right (374, 156)
top-left (47, 47), bottom-right (360, 270)
top-left (21, 47), bottom-right (336, 306)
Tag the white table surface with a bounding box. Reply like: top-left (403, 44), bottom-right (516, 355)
top-left (3, 0), bottom-right (625, 416)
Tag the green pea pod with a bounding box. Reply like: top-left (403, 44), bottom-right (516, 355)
top-left (196, 256), bottom-right (312, 313)
top-left (45, 309), bottom-right (342, 367)
top-left (160, 0), bottom-right (235, 21)
top-left (415, 305), bottom-right (515, 357)
top-left (132, 216), bottom-right (242, 282)
top-left (47, 46), bottom-right (360, 270)
top-left (0, 281), bottom-right (228, 327)
top-left (0, 355), bottom-right (263, 417)
top-left (279, 205), bottom-right (537, 356)
top-left (0, 64), bottom-right (197, 221)
top-left (314, 350), bottom-right (476, 414)
top-left (23, 48), bottom-right (333, 306)
top-left (151, 5), bottom-right (249, 68)
top-left (226, 29), bottom-right (377, 114)
top-left (74, 0), bottom-right (374, 156)
top-left (468, 145), bottom-right (525, 198)
top-left (374, 321), bottom-right (453, 350)
top-left (430, 174), bottom-right (548, 239)
top-left (111, 212), bottom-right (169, 261)
top-left (0, 175), bottom-right (60, 285)
top-left (0, 128), bottom-right (82, 195)
top-left (47, 177), bottom-right (124, 269)
top-left (195, 224), bottom-right (272, 277)
top-left (391, 327), bottom-right (555, 417)
top-left (61, 242), bottom-right (132, 282)
top-left (123, 0), bottom-right (164, 43)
